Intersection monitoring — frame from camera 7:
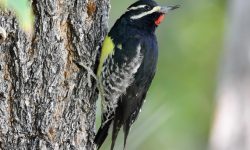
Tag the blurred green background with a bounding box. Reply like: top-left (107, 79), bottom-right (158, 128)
top-left (0, 0), bottom-right (33, 32)
top-left (101, 0), bottom-right (226, 150)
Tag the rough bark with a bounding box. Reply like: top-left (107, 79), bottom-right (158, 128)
top-left (0, 0), bottom-right (109, 149)
top-left (210, 0), bottom-right (250, 150)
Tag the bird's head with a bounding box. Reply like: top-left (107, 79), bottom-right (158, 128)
top-left (124, 0), bottom-right (179, 31)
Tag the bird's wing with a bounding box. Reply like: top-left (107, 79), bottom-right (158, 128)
top-left (94, 35), bottom-right (144, 149)
top-left (98, 35), bottom-right (144, 123)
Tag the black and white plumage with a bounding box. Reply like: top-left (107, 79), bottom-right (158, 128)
top-left (94, 0), bottom-right (179, 149)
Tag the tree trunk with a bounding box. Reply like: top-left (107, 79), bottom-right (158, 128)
top-left (0, 0), bottom-right (109, 149)
top-left (210, 0), bottom-right (250, 150)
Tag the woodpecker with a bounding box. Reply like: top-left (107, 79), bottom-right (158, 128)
top-left (94, 0), bottom-right (179, 149)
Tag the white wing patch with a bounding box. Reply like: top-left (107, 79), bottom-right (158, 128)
top-left (99, 44), bottom-right (143, 122)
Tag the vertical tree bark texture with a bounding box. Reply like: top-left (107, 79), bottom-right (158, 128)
top-left (210, 0), bottom-right (250, 150)
top-left (0, 0), bottom-right (109, 149)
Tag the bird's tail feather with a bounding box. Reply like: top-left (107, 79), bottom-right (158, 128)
top-left (111, 117), bottom-right (122, 150)
top-left (94, 119), bottom-right (112, 150)
top-left (123, 121), bottom-right (131, 150)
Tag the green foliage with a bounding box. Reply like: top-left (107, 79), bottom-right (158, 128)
top-left (98, 0), bottom-right (226, 149)
top-left (0, 0), bottom-right (33, 32)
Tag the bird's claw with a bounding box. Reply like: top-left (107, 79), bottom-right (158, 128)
top-left (73, 60), bottom-right (97, 88)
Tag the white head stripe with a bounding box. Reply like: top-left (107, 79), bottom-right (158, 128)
top-left (127, 5), bottom-right (147, 11)
top-left (130, 6), bottom-right (161, 20)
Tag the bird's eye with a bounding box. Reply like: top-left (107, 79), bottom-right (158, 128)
top-left (145, 5), bottom-right (151, 11)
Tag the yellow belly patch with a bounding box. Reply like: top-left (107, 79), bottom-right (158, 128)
top-left (97, 36), bottom-right (115, 77)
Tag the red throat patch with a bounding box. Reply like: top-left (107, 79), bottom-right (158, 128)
top-left (155, 14), bottom-right (165, 25)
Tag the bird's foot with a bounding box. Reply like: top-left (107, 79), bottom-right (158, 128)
top-left (73, 60), bottom-right (97, 88)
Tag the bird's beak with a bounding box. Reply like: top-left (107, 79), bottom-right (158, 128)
top-left (159, 5), bottom-right (180, 14)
